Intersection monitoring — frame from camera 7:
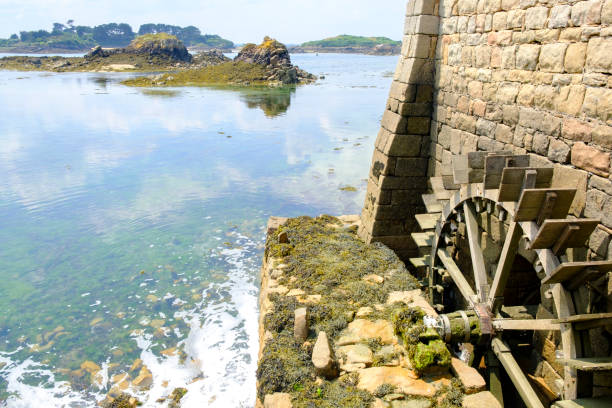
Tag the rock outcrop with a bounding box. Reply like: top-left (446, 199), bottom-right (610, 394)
top-left (85, 34), bottom-right (192, 62)
top-left (125, 34), bottom-right (191, 62)
top-left (236, 37), bottom-right (291, 67)
top-left (235, 37), bottom-right (315, 85)
top-left (191, 50), bottom-right (230, 68)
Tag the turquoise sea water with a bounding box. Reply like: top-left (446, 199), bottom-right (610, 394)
top-left (0, 53), bottom-right (396, 407)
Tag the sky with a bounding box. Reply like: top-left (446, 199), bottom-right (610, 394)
top-left (0, 0), bottom-right (406, 44)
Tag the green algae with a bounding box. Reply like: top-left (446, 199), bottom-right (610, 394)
top-left (129, 33), bottom-right (176, 47)
top-left (391, 306), bottom-right (451, 373)
top-left (373, 383), bottom-right (396, 398)
top-left (292, 379), bottom-right (373, 408)
top-left (121, 62), bottom-right (271, 87)
top-left (411, 340), bottom-right (451, 371)
top-left (268, 215), bottom-right (418, 299)
top-left (168, 387), bottom-right (187, 407)
top-left (264, 294), bottom-right (299, 334)
top-left (433, 377), bottom-right (464, 408)
top-left (256, 333), bottom-right (313, 400)
top-left (260, 215), bottom-right (423, 405)
top-left (0, 53), bottom-right (182, 73)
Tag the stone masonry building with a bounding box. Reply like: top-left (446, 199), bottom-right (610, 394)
top-left (359, 0), bottom-right (612, 264)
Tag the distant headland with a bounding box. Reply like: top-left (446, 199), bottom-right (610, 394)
top-left (0, 22), bottom-right (233, 54)
top-left (290, 35), bottom-right (401, 55)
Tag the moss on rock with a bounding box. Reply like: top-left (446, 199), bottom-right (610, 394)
top-left (391, 306), bottom-right (451, 373)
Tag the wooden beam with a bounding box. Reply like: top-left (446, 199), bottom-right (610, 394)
top-left (437, 248), bottom-right (476, 305)
top-left (556, 313), bottom-right (612, 324)
top-left (421, 193), bottom-right (444, 213)
top-left (537, 192), bottom-right (557, 226)
top-left (554, 397), bottom-right (612, 408)
top-left (488, 221), bottom-right (521, 310)
top-left (553, 225), bottom-right (580, 255)
top-left (514, 188), bottom-right (576, 222)
top-left (415, 213), bottom-right (440, 230)
top-left (411, 231), bottom-right (435, 248)
top-left (523, 169), bottom-right (538, 190)
top-left (493, 319), bottom-right (560, 331)
top-left (542, 261), bottom-right (612, 286)
top-left (492, 338), bottom-right (545, 408)
top-left (519, 220), bottom-right (580, 399)
top-left (530, 219), bottom-right (599, 251)
top-left (527, 374), bottom-right (559, 403)
top-left (453, 155), bottom-right (469, 185)
top-left (557, 357), bottom-right (612, 372)
top-left (463, 201), bottom-right (489, 302)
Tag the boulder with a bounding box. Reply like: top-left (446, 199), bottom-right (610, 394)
top-left (125, 34), bottom-right (192, 62)
top-left (132, 366), bottom-right (153, 389)
top-left (450, 358), bottom-right (486, 394)
top-left (264, 393), bottom-right (293, 408)
top-left (357, 366), bottom-right (438, 398)
top-left (294, 307), bottom-right (308, 342)
top-left (85, 45), bottom-right (107, 59)
top-left (235, 37), bottom-right (292, 68)
top-left (337, 319), bottom-right (397, 346)
top-left (191, 50), bottom-right (230, 67)
top-left (234, 37), bottom-right (316, 84)
top-left (312, 331), bottom-right (338, 379)
top-left (462, 391), bottom-right (502, 408)
top-left (337, 344), bottom-right (373, 366)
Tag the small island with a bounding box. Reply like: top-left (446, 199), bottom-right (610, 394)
top-left (0, 35), bottom-right (316, 86)
top-left (0, 22), bottom-right (233, 54)
top-left (290, 35), bottom-right (400, 56)
top-left (122, 36), bottom-right (316, 87)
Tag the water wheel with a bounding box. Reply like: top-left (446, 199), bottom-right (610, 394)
top-left (410, 152), bottom-right (612, 408)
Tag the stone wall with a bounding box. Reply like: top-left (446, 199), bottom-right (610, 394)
top-left (358, 0), bottom-right (440, 260)
top-left (360, 0), bottom-right (612, 264)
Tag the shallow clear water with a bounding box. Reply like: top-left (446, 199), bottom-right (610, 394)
top-left (0, 53), bottom-right (396, 407)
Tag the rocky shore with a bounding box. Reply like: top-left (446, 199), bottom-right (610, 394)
top-left (0, 34), bottom-right (194, 72)
top-left (257, 215), bottom-right (499, 408)
top-left (123, 37), bottom-right (316, 87)
top-left (0, 35), bottom-right (315, 86)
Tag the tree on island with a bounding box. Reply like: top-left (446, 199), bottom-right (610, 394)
top-left (92, 23), bottom-right (135, 46)
top-left (1, 22), bottom-right (233, 50)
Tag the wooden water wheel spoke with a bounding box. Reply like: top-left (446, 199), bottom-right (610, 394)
top-left (492, 337), bottom-right (546, 408)
top-left (488, 220), bottom-right (521, 310)
top-left (463, 200), bottom-right (489, 301)
top-left (437, 248), bottom-right (476, 305)
top-left (417, 153), bottom-right (610, 407)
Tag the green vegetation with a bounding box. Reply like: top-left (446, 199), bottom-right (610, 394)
top-left (137, 24), bottom-right (233, 49)
top-left (129, 32), bottom-right (176, 47)
top-left (373, 384), bottom-right (396, 398)
top-left (256, 333), bottom-right (312, 400)
top-left (0, 21), bottom-right (233, 52)
top-left (434, 378), bottom-right (464, 408)
top-left (259, 215), bottom-right (420, 405)
top-left (391, 306), bottom-right (452, 373)
top-left (301, 35), bottom-right (400, 48)
top-left (121, 61), bottom-right (270, 87)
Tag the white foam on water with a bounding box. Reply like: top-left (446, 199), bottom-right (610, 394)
top-left (1, 231), bottom-right (260, 407)
top-left (0, 354), bottom-right (101, 408)
top-left (127, 232), bottom-right (259, 407)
